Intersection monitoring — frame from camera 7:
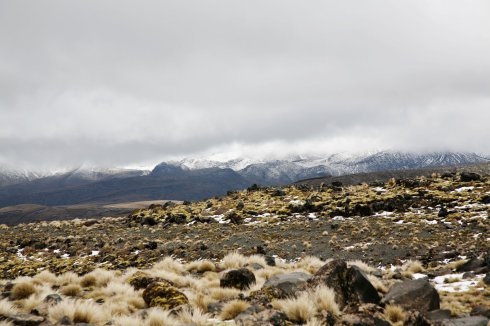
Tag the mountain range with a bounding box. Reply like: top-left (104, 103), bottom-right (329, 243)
top-left (0, 151), bottom-right (489, 209)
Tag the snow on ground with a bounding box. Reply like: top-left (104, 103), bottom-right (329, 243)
top-left (433, 273), bottom-right (484, 293)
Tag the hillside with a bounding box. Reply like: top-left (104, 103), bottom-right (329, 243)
top-left (0, 169), bottom-right (488, 325)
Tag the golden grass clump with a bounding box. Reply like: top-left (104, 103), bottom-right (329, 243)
top-left (152, 257), bottom-right (186, 275)
top-left (57, 271), bottom-right (80, 286)
top-left (0, 298), bottom-right (19, 315)
top-left (10, 281), bottom-right (37, 300)
top-left (295, 256), bottom-right (325, 274)
top-left (347, 260), bottom-right (376, 274)
top-left (185, 260), bottom-right (216, 273)
top-left (112, 315), bottom-right (144, 326)
top-left (272, 292), bottom-right (316, 324)
top-left (48, 299), bottom-right (110, 325)
top-left (177, 306), bottom-right (211, 325)
top-left (209, 287), bottom-right (241, 301)
top-left (32, 270), bottom-right (58, 285)
top-left (367, 274), bottom-right (389, 294)
top-left (384, 304), bottom-right (406, 324)
top-left (401, 260), bottom-right (424, 274)
top-left (60, 284), bottom-right (82, 297)
top-left (146, 307), bottom-right (179, 326)
top-left (310, 285), bottom-right (340, 315)
top-left (219, 251), bottom-right (247, 270)
top-left (220, 299), bottom-right (250, 320)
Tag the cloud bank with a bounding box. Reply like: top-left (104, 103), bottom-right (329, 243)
top-left (1, 1), bottom-right (489, 168)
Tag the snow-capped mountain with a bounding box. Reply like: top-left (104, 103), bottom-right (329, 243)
top-left (163, 151), bottom-right (490, 185)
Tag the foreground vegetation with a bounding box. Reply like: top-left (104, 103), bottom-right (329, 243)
top-left (0, 171), bottom-right (489, 325)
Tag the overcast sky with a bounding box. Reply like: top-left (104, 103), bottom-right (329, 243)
top-left (1, 1), bottom-right (489, 169)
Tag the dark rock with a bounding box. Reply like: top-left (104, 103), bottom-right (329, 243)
top-left (456, 258), bottom-right (485, 272)
top-left (261, 272), bottom-right (311, 298)
top-left (60, 316), bottom-right (72, 325)
top-left (256, 245), bottom-right (266, 255)
top-left (480, 195), bottom-right (490, 204)
top-left (43, 293), bottom-right (63, 306)
top-left (145, 241), bottom-right (158, 250)
top-left (404, 311), bottom-right (432, 326)
top-left (438, 207), bottom-right (449, 218)
top-left (471, 305), bottom-right (490, 318)
top-left (166, 213), bottom-right (187, 224)
top-left (142, 281), bottom-right (189, 309)
top-left (207, 302), bottom-right (224, 314)
top-left (438, 316), bottom-right (489, 326)
top-left (247, 263), bottom-right (264, 270)
top-left (235, 308), bottom-right (288, 326)
top-left (460, 172), bottom-right (481, 182)
top-left (220, 268), bottom-right (256, 290)
top-left (483, 273), bottom-right (490, 285)
top-left (332, 181), bottom-right (343, 187)
top-left (307, 259), bottom-right (380, 310)
top-left (2, 313), bottom-right (45, 326)
top-left (340, 313), bottom-right (390, 326)
top-left (141, 216), bottom-right (157, 226)
top-left (381, 279), bottom-right (439, 313)
top-left (265, 256), bottom-right (276, 266)
top-left (128, 271), bottom-right (162, 290)
top-left (425, 309), bottom-right (452, 321)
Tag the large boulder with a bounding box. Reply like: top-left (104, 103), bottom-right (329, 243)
top-left (381, 279), bottom-right (439, 313)
top-left (220, 268), bottom-right (256, 290)
top-left (261, 272), bottom-right (311, 298)
top-left (307, 259), bottom-right (380, 310)
top-left (456, 258), bottom-right (486, 273)
top-left (142, 281), bottom-right (189, 310)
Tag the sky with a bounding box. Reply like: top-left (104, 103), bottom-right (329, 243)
top-left (1, 1), bottom-right (489, 169)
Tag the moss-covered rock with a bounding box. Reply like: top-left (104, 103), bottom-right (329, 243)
top-left (142, 281), bottom-right (189, 309)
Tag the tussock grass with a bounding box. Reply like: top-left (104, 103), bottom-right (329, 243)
top-left (310, 285), bottom-right (340, 315)
top-left (177, 306), bottom-right (211, 325)
top-left (272, 292), bottom-right (316, 324)
top-left (146, 308), bottom-right (179, 326)
top-left (152, 257), bottom-right (186, 275)
top-left (384, 304), bottom-right (406, 324)
top-left (60, 284), bottom-right (82, 297)
top-left (10, 281), bottom-right (36, 300)
top-left (0, 298), bottom-right (19, 315)
top-left (401, 260), bottom-right (424, 274)
top-left (185, 260), bottom-right (216, 273)
top-left (220, 300), bottom-right (250, 320)
top-left (296, 256), bottom-right (325, 274)
top-left (348, 260), bottom-right (376, 274)
top-left (209, 287), bottom-right (241, 301)
top-left (48, 299), bottom-right (110, 325)
top-left (219, 251), bottom-right (247, 269)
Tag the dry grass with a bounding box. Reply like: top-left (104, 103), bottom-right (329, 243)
top-left (296, 256), bottom-right (325, 274)
top-left (146, 308), bottom-right (179, 326)
top-left (220, 300), bottom-right (250, 320)
top-left (185, 260), bottom-right (216, 273)
top-left (60, 284), bottom-right (82, 297)
top-left (384, 304), bottom-right (406, 324)
top-left (177, 306), bottom-right (211, 325)
top-left (0, 298), bottom-right (19, 315)
top-left (348, 260), bottom-right (376, 274)
top-left (209, 287), bottom-right (241, 301)
top-left (310, 285), bottom-right (340, 315)
top-left (0, 321), bottom-right (14, 326)
top-left (272, 292), bottom-right (316, 324)
top-left (401, 260), bottom-right (424, 274)
top-left (48, 299), bottom-right (110, 325)
top-left (219, 251), bottom-right (247, 269)
top-left (10, 281), bottom-right (37, 300)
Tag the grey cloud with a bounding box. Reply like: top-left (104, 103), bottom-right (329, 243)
top-left (1, 1), bottom-right (489, 168)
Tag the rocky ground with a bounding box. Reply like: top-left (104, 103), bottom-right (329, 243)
top-left (0, 171), bottom-right (489, 325)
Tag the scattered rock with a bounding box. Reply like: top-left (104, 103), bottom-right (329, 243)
top-left (340, 313), bottom-right (390, 326)
top-left (482, 273), bottom-right (490, 285)
top-left (460, 172), bottom-right (481, 182)
top-left (471, 305), bottom-right (490, 318)
top-left (438, 316), bottom-right (489, 326)
top-left (235, 308), bottom-right (289, 326)
top-left (1, 313), bottom-right (45, 326)
top-left (381, 279), bottom-right (439, 313)
top-left (261, 272), bottom-right (311, 298)
top-left (220, 268), bottom-right (256, 290)
top-left (142, 281), bottom-right (189, 309)
top-left (307, 259), bottom-right (380, 310)
top-left (425, 309), bottom-right (452, 321)
top-left (456, 258), bottom-right (485, 273)
top-left (265, 256), bottom-right (276, 266)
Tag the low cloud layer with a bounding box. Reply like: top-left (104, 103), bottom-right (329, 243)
top-left (1, 1), bottom-right (489, 169)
